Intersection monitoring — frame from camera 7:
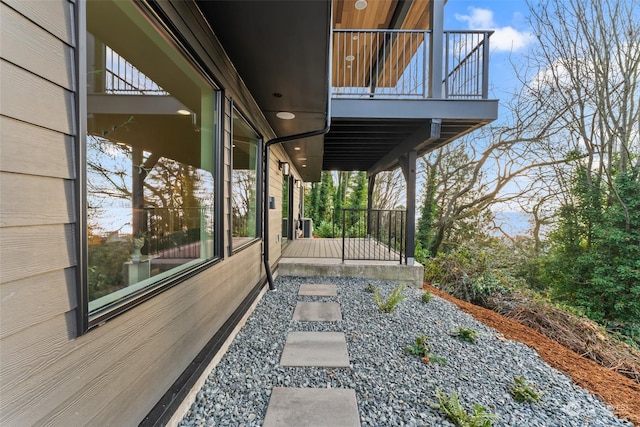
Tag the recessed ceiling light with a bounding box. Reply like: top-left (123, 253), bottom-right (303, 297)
top-left (177, 109), bottom-right (191, 115)
top-left (352, 35), bottom-right (359, 40)
top-left (355, 0), bottom-right (367, 10)
top-left (298, 157), bottom-right (307, 161)
top-left (276, 111), bottom-right (295, 120)
top-left (302, 164), bottom-right (307, 168)
top-left (294, 147), bottom-right (301, 151)
top-left (346, 55), bottom-right (355, 62)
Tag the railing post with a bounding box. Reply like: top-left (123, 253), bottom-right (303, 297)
top-left (400, 211), bottom-right (404, 264)
top-left (482, 31), bottom-right (490, 99)
top-left (341, 209), bottom-right (346, 263)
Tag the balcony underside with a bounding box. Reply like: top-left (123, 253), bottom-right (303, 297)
top-left (324, 98), bottom-right (498, 173)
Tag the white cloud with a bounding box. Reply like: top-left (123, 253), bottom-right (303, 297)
top-left (455, 7), bottom-right (534, 53)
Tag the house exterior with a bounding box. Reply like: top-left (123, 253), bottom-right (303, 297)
top-left (0, 0), bottom-right (497, 425)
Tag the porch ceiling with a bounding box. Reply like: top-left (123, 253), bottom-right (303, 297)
top-left (196, 0), bottom-right (332, 182)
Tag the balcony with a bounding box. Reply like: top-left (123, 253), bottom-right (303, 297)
top-left (325, 29), bottom-right (498, 173)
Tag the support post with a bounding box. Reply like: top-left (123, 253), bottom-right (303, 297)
top-left (430, 0), bottom-right (445, 99)
top-left (367, 174), bottom-right (376, 236)
top-left (400, 151), bottom-right (417, 265)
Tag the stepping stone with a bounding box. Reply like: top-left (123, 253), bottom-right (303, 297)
top-left (292, 301), bottom-right (342, 322)
top-left (298, 284), bottom-right (338, 296)
top-left (280, 331), bottom-right (350, 367)
top-left (263, 387), bottom-right (360, 427)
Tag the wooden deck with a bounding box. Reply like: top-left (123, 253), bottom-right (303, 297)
top-left (282, 238), bottom-right (342, 258)
top-left (282, 238), bottom-right (402, 262)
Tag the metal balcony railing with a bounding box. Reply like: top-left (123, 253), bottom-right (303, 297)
top-left (331, 29), bottom-right (492, 100)
top-left (444, 31), bottom-right (492, 99)
top-left (340, 209), bottom-right (406, 264)
top-left (332, 30), bottom-right (429, 98)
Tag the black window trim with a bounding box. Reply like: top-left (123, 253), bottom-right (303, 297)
top-left (76, 0), bottom-right (225, 335)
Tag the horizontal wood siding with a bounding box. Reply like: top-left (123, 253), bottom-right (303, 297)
top-left (0, 269), bottom-right (76, 340)
top-left (0, 172), bottom-right (75, 227)
top-left (0, 0), bottom-right (274, 425)
top-left (1, 3), bottom-right (75, 90)
top-left (1, 60), bottom-right (75, 135)
top-left (0, 116), bottom-right (75, 179)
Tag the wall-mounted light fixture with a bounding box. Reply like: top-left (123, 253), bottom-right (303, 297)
top-left (278, 161), bottom-right (290, 176)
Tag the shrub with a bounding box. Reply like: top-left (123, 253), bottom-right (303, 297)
top-left (435, 389), bottom-right (497, 427)
top-left (450, 327), bottom-right (478, 343)
top-left (373, 284), bottom-right (406, 313)
top-left (405, 335), bottom-right (446, 365)
top-left (509, 376), bottom-right (540, 403)
top-left (421, 291), bottom-right (432, 303)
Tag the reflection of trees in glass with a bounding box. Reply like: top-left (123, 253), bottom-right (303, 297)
top-left (86, 131), bottom-right (214, 300)
top-left (232, 169), bottom-right (256, 237)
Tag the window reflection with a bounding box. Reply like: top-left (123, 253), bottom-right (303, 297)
top-left (86, 1), bottom-right (217, 313)
top-left (231, 111), bottom-right (259, 248)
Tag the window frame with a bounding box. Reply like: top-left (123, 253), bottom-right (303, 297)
top-left (76, 0), bottom-right (224, 334)
top-left (229, 105), bottom-right (263, 255)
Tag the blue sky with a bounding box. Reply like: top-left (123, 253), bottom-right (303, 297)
top-left (444, 0), bottom-right (535, 101)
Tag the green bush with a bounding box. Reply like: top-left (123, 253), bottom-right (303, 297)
top-left (450, 327), bottom-right (478, 343)
top-left (314, 220), bottom-right (338, 238)
top-left (509, 376), bottom-right (540, 403)
top-left (421, 291), bottom-right (432, 303)
top-left (373, 284), bottom-right (406, 313)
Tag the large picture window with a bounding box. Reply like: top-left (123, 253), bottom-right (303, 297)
top-left (85, 1), bottom-right (218, 316)
top-left (231, 110), bottom-right (260, 249)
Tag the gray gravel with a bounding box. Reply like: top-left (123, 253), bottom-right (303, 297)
top-left (179, 276), bottom-right (632, 426)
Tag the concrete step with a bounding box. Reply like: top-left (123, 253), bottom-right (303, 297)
top-left (292, 301), bottom-right (342, 322)
top-left (298, 284), bottom-right (338, 296)
top-left (263, 387), bottom-right (360, 427)
top-left (280, 331), bottom-right (350, 367)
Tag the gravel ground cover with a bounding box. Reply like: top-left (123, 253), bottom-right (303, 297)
top-left (179, 276), bottom-right (632, 426)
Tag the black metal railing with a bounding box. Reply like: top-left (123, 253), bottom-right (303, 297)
top-left (341, 209), bottom-right (406, 264)
top-left (444, 31), bottom-right (492, 99)
top-left (331, 29), bottom-right (493, 100)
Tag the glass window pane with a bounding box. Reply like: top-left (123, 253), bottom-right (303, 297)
top-left (231, 111), bottom-right (259, 247)
top-left (86, 1), bottom-right (217, 313)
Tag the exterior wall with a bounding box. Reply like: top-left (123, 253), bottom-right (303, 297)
top-left (0, 0), bottom-right (298, 424)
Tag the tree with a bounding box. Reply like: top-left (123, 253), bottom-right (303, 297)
top-left (372, 169), bottom-right (404, 210)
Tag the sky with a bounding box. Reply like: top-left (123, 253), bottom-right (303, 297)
top-left (444, 0), bottom-right (536, 102)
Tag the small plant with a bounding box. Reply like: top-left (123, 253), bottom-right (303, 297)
top-left (435, 389), bottom-right (497, 427)
top-left (450, 327), bottom-right (478, 343)
top-left (373, 284), bottom-right (406, 313)
top-left (405, 334), bottom-right (431, 356)
top-left (421, 291), bottom-right (432, 303)
top-left (404, 335), bottom-right (447, 365)
top-left (364, 283), bottom-right (377, 293)
top-left (509, 376), bottom-right (540, 403)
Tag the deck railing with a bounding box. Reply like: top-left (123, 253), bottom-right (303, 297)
top-left (444, 31), bottom-right (492, 99)
top-left (341, 209), bottom-right (406, 264)
top-left (331, 29), bottom-right (492, 100)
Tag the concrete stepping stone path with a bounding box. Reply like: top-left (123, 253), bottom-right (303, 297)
top-left (265, 283), bottom-right (361, 426)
